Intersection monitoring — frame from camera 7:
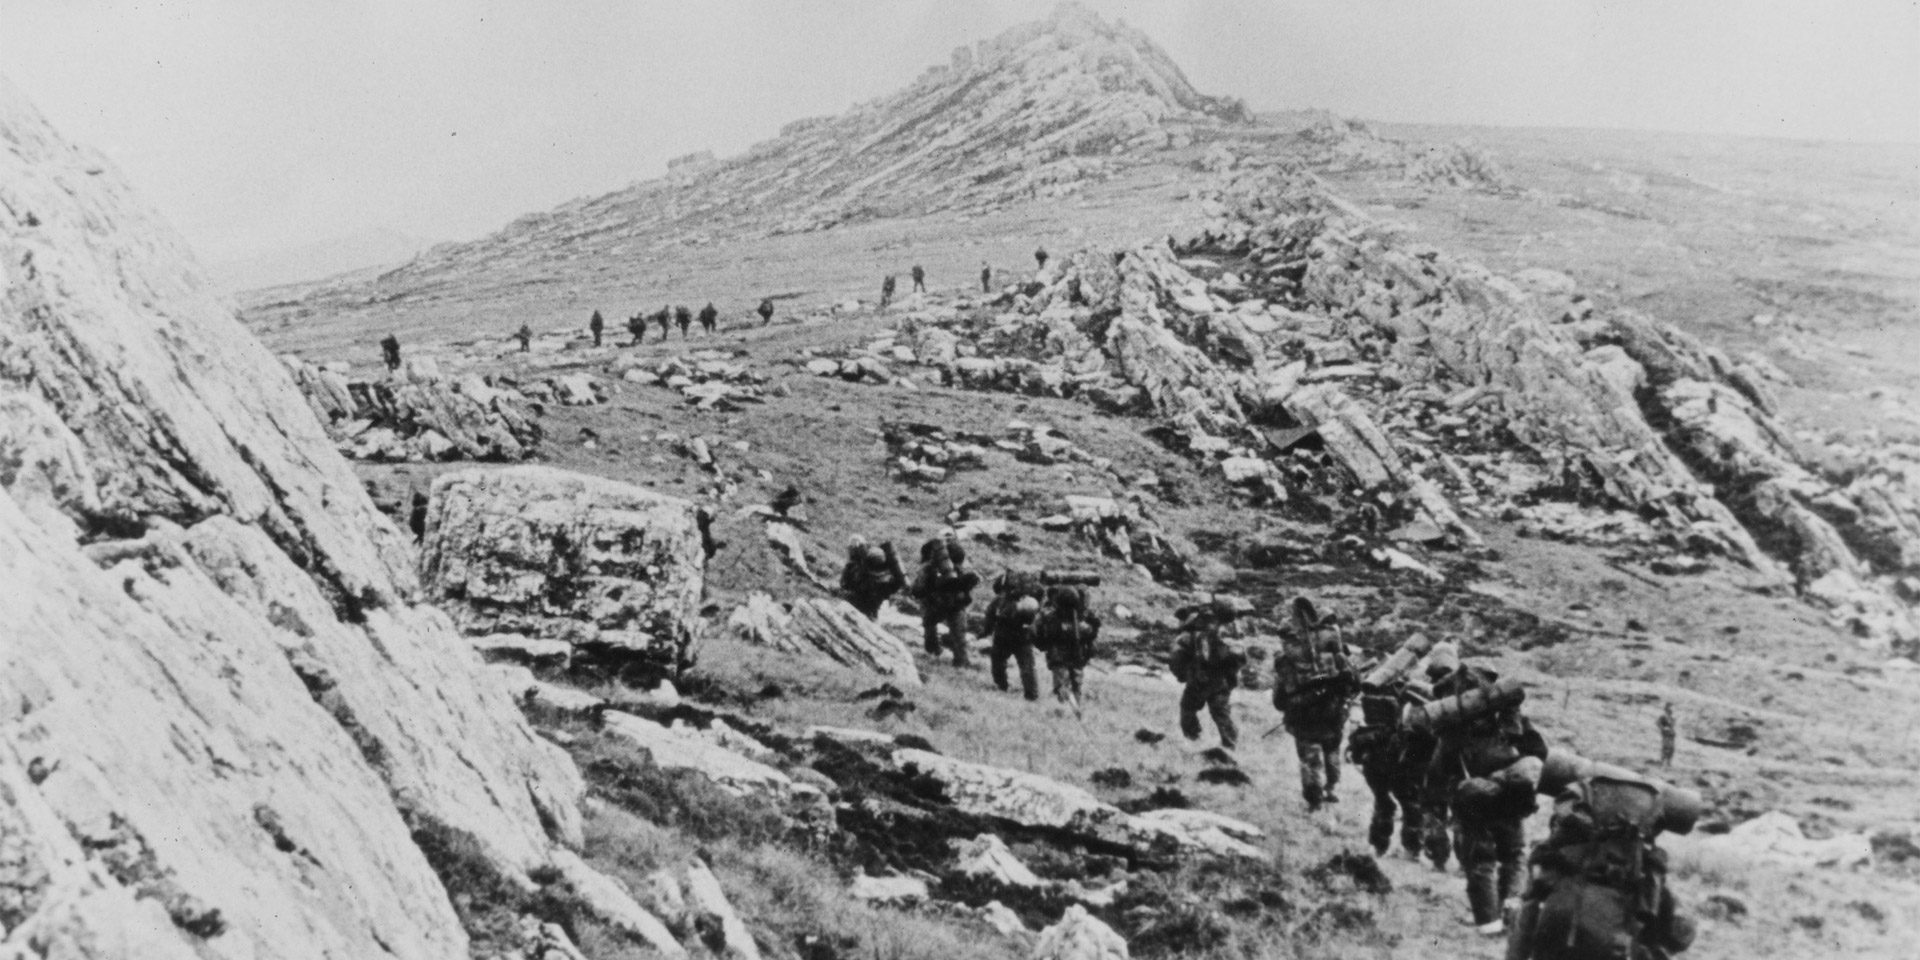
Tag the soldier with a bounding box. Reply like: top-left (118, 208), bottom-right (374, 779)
top-left (698, 302), bottom-right (718, 335)
top-left (1657, 702), bottom-right (1677, 768)
top-left (1034, 584), bottom-right (1099, 710)
top-left (909, 532), bottom-right (978, 667)
top-left (379, 333), bottom-right (401, 372)
top-left (675, 305), bottom-right (693, 338)
top-left (757, 298), bottom-right (775, 326)
top-left (1169, 595), bottom-right (1251, 751)
top-left (838, 537), bottom-right (905, 620)
top-left (982, 570), bottom-right (1045, 701)
top-left (626, 313), bottom-right (646, 346)
top-left (880, 274), bottom-right (897, 309)
top-left (1034, 247), bottom-right (1049, 271)
top-left (910, 264), bottom-right (926, 293)
top-left (1272, 597), bottom-right (1360, 811)
top-left (980, 263), bottom-right (992, 293)
top-left (655, 306), bottom-right (672, 341)
top-left (589, 309), bottom-right (605, 347)
top-left (1425, 664), bottom-right (1548, 936)
top-left (1509, 776), bottom-right (1698, 959)
top-left (1352, 677), bottom-right (1436, 859)
top-left (515, 323), bottom-right (532, 353)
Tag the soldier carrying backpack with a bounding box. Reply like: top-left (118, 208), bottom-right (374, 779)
top-left (838, 536), bottom-right (905, 620)
top-left (1508, 772), bottom-right (1698, 960)
top-left (1419, 665), bottom-right (1549, 936)
top-left (910, 533), bottom-right (979, 666)
top-left (1033, 583), bottom-right (1099, 711)
top-left (982, 569), bottom-right (1045, 700)
top-left (1272, 597), bottom-right (1360, 810)
top-left (1170, 594), bottom-right (1252, 751)
top-left (1351, 676), bottom-right (1437, 858)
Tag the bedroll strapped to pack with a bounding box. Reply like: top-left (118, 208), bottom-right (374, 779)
top-left (1403, 676), bottom-right (1526, 735)
top-left (1538, 749), bottom-right (1703, 837)
top-left (1507, 776), bottom-right (1697, 960)
top-left (1362, 632), bottom-right (1435, 689)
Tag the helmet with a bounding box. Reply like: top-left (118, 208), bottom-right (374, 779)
top-left (1288, 597), bottom-right (1323, 632)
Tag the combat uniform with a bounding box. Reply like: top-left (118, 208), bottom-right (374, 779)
top-left (1272, 614), bottom-right (1359, 810)
top-left (1425, 667), bottom-right (1549, 930)
top-left (838, 541), bottom-right (905, 620)
top-left (1033, 585), bottom-right (1099, 708)
top-left (910, 537), bottom-right (977, 667)
top-left (1169, 599), bottom-right (1249, 750)
top-left (981, 571), bottom-right (1044, 700)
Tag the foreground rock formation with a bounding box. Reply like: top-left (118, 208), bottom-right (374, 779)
top-left (0, 75), bottom-right (589, 956)
top-left (727, 593), bottom-right (923, 686)
top-left (420, 466), bottom-right (708, 670)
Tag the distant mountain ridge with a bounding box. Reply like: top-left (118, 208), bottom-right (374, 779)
top-left (213, 227), bottom-right (438, 293)
top-left (300, 3), bottom-right (1246, 302)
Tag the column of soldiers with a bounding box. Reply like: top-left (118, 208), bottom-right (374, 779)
top-left (834, 544), bottom-right (1698, 956)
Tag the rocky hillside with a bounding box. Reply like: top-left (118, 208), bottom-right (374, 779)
top-left (245, 4), bottom-right (1250, 330)
top-left (0, 74), bottom-right (608, 957)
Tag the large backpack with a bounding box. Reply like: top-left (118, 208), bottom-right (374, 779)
top-left (1035, 586), bottom-right (1096, 662)
top-left (1513, 778), bottom-right (1694, 960)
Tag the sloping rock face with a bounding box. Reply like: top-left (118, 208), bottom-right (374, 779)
top-left (727, 593), bottom-right (923, 686)
top-left (0, 75), bottom-right (583, 956)
top-left (420, 465), bottom-right (707, 654)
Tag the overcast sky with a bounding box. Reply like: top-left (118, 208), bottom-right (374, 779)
top-left (3, 0), bottom-right (1915, 266)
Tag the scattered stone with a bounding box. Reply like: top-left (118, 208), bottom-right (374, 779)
top-left (1032, 904), bottom-right (1129, 960)
top-left (729, 593), bottom-right (922, 686)
top-left (850, 873), bottom-right (931, 904)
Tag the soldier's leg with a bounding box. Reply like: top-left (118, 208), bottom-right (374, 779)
top-left (921, 613), bottom-right (942, 655)
top-left (1015, 642), bottom-right (1039, 701)
top-left (1207, 685), bottom-right (1237, 749)
top-left (945, 607), bottom-right (969, 667)
top-left (1294, 738), bottom-right (1326, 807)
top-left (1364, 767), bottom-right (1398, 854)
top-left (1493, 817), bottom-right (1526, 907)
top-left (1393, 778), bottom-right (1425, 856)
top-left (989, 638), bottom-right (1012, 692)
top-left (1322, 730), bottom-right (1345, 795)
top-left (1178, 682), bottom-right (1206, 740)
top-left (1460, 818), bottom-right (1501, 926)
top-left (1425, 805), bottom-right (1454, 869)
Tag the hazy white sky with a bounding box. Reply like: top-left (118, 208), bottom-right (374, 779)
top-left (3, 1), bottom-right (1915, 264)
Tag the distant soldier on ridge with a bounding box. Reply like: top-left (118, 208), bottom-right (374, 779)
top-left (1657, 702), bottom-right (1677, 768)
top-left (1034, 246), bottom-right (1049, 271)
top-left (980, 263), bottom-right (992, 293)
top-left (589, 309), bottom-right (604, 347)
top-left (515, 323), bottom-right (532, 353)
top-left (380, 333), bottom-right (401, 373)
top-left (910, 264), bottom-right (926, 293)
top-left (655, 306), bottom-right (672, 341)
top-left (626, 313), bottom-right (646, 345)
top-left (698, 302), bottom-right (718, 334)
top-left (880, 274), bottom-right (897, 309)
top-left (757, 298), bottom-right (775, 326)
top-left (675, 305), bottom-right (693, 338)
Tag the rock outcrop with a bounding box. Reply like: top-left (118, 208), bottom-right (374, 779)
top-left (727, 593), bottom-right (923, 686)
top-left (893, 749), bottom-right (1264, 860)
top-left (1033, 904), bottom-right (1130, 960)
top-left (285, 357), bottom-right (545, 462)
top-left (420, 465), bottom-right (707, 663)
top-left (0, 74), bottom-right (584, 957)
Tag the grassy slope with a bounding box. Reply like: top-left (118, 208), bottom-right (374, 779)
top-left (264, 123), bottom-right (1920, 959)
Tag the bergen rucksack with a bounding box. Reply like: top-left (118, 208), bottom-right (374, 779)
top-left (1510, 777), bottom-right (1695, 960)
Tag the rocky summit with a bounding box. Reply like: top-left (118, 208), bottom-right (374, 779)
top-left (7, 5), bottom-right (1920, 960)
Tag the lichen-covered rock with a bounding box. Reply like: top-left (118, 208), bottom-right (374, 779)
top-left (419, 466), bottom-right (706, 645)
top-left (728, 593), bottom-right (922, 686)
top-left (601, 712), bottom-right (795, 798)
top-left (1032, 905), bottom-right (1129, 960)
top-left (0, 74), bottom-right (584, 958)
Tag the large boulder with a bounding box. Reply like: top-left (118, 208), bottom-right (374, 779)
top-left (727, 593), bottom-right (922, 686)
top-left (1032, 905), bottom-right (1129, 960)
top-left (0, 75), bottom-right (582, 958)
top-left (420, 466), bottom-right (706, 647)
